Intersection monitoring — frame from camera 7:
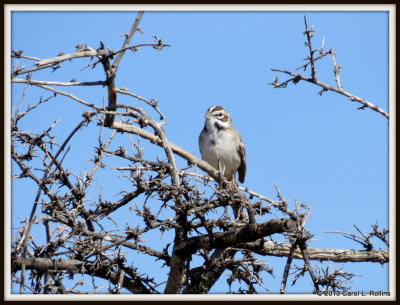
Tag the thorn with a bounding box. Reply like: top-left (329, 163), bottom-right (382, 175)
top-left (293, 75), bottom-right (301, 84)
top-left (12, 50), bottom-right (25, 57)
top-left (118, 32), bottom-right (129, 38)
top-left (318, 88), bottom-right (328, 96)
top-left (268, 76), bottom-right (280, 87)
top-left (75, 43), bottom-right (84, 51)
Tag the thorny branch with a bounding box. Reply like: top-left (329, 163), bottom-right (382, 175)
top-left (269, 16), bottom-right (389, 119)
top-left (10, 13), bottom-right (388, 295)
top-left (323, 223), bottom-right (389, 251)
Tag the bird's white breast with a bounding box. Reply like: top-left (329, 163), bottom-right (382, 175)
top-left (200, 127), bottom-right (241, 178)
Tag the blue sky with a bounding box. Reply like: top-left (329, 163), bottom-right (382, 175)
top-left (9, 8), bottom-right (391, 296)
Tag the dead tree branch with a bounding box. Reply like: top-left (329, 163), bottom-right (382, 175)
top-left (269, 16), bottom-right (389, 119)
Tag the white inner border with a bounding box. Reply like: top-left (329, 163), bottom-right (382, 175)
top-left (4, 4), bottom-right (396, 301)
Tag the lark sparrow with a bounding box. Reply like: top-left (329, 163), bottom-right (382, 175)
top-left (198, 106), bottom-right (246, 184)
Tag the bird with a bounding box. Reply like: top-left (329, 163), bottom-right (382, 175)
top-left (198, 105), bottom-right (246, 184)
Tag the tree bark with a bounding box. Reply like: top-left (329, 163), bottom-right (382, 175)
top-left (242, 240), bottom-right (389, 263)
top-left (12, 257), bottom-right (152, 294)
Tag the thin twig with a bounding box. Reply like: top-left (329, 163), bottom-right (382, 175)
top-left (331, 49), bottom-right (343, 90)
top-left (271, 68), bottom-right (389, 118)
top-left (111, 11), bottom-right (144, 75)
top-left (12, 78), bottom-right (107, 87)
top-left (303, 16), bottom-right (317, 81)
top-left (279, 240), bottom-right (298, 294)
top-left (298, 239), bottom-right (320, 293)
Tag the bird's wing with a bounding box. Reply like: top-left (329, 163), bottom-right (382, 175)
top-left (238, 139), bottom-right (246, 184)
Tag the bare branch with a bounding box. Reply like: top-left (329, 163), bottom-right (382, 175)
top-left (175, 218), bottom-right (296, 257)
top-left (242, 240), bottom-right (388, 263)
top-left (12, 78), bottom-right (107, 87)
top-left (111, 11), bottom-right (144, 74)
top-left (270, 69), bottom-right (389, 118)
top-left (270, 17), bottom-right (389, 119)
top-left (12, 257), bottom-right (154, 294)
top-left (111, 120), bottom-right (222, 182)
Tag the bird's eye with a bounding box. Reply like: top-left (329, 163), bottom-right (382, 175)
top-left (217, 113), bottom-right (224, 118)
